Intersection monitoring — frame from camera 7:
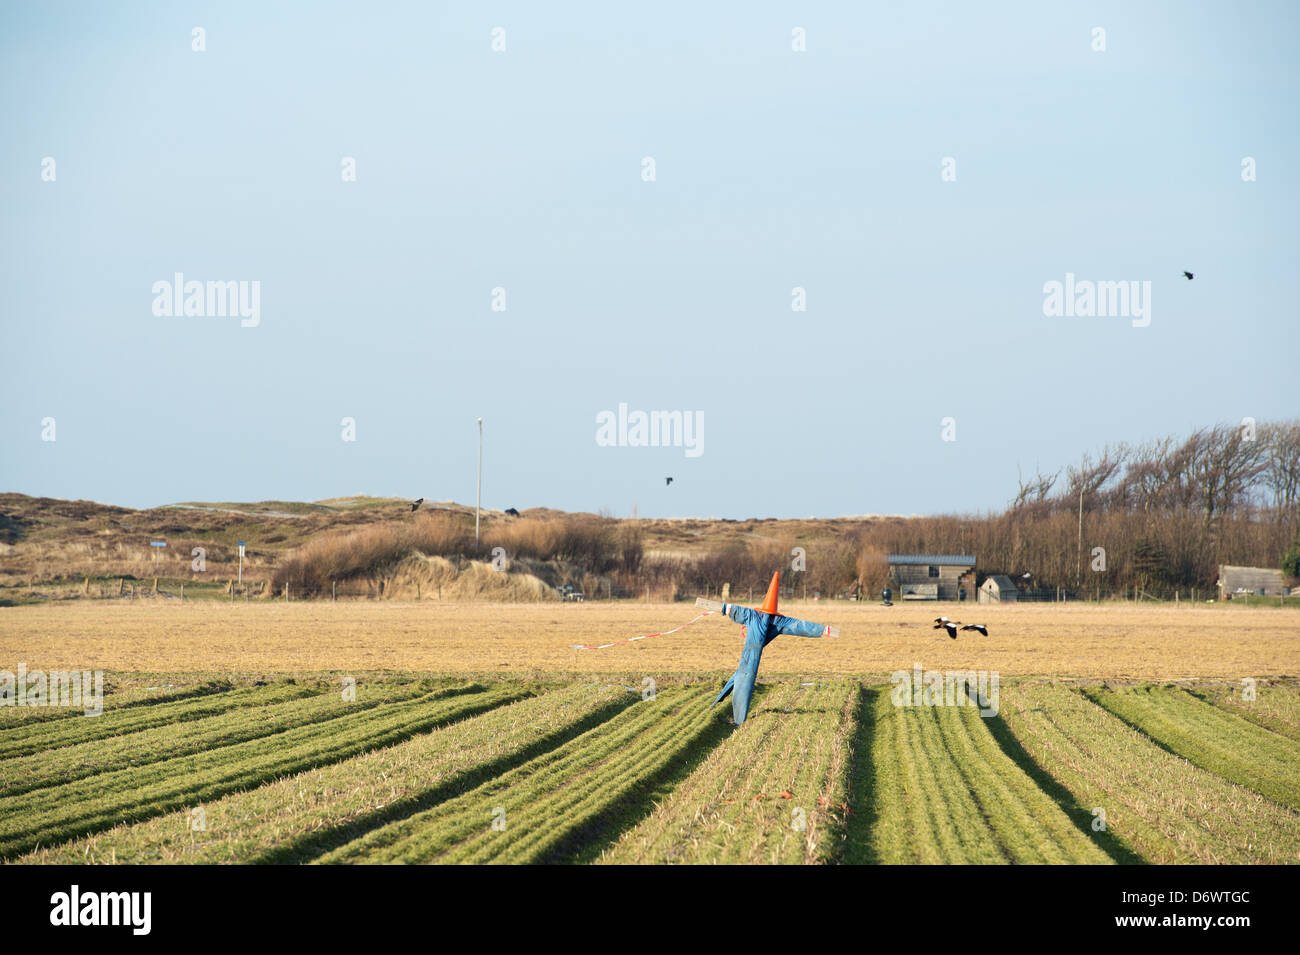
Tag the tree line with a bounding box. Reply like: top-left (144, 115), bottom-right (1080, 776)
top-left (274, 420), bottom-right (1299, 600)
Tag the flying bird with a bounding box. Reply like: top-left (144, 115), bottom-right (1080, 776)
top-left (933, 616), bottom-right (950, 624)
top-left (960, 624), bottom-right (989, 636)
top-left (665, 477), bottom-right (673, 486)
top-left (1182, 271), bottom-right (1194, 280)
top-left (934, 621), bottom-right (958, 639)
top-left (410, 498), bottom-right (423, 512)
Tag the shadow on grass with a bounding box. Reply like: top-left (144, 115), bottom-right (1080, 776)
top-left (983, 706), bottom-right (1145, 865)
top-left (550, 694), bottom-right (748, 864)
top-left (256, 694), bottom-right (636, 864)
top-left (836, 684), bottom-right (879, 864)
top-left (0, 688), bottom-right (528, 863)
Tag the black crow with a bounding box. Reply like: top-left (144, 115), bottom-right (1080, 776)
top-left (665, 477), bottom-right (673, 486)
top-left (1183, 271), bottom-right (1194, 280)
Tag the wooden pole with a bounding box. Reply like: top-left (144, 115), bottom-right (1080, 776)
top-left (332, 580), bottom-right (337, 602)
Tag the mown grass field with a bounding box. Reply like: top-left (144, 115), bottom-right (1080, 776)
top-left (3, 673), bottom-right (1299, 865)
top-left (2, 601), bottom-right (1297, 864)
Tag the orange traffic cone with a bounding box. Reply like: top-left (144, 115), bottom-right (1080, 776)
top-left (757, 571), bottom-right (780, 615)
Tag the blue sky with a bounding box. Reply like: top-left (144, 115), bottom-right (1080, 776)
top-left (2, 2), bottom-right (1296, 518)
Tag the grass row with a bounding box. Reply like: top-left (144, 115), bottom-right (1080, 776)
top-left (0, 682), bottom-right (528, 858)
top-left (317, 685), bottom-right (728, 864)
top-left (1085, 685), bottom-right (1300, 812)
top-left (19, 683), bottom-right (635, 864)
top-left (998, 683), bottom-right (1300, 864)
top-left (0, 681), bottom-right (321, 760)
top-left (600, 681), bottom-right (857, 864)
top-left (0, 681), bottom-right (439, 798)
top-left (0, 680), bottom-right (236, 728)
top-left (1194, 682), bottom-right (1300, 743)
top-left (850, 686), bottom-right (1109, 864)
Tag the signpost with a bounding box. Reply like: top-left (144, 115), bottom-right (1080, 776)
top-left (237, 542), bottom-right (246, 585)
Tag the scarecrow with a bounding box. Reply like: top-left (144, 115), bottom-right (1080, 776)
top-left (695, 572), bottom-right (839, 725)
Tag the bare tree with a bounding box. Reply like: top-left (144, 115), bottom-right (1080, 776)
top-left (1190, 423), bottom-right (1267, 523)
top-left (1060, 445), bottom-right (1126, 511)
top-left (1261, 420), bottom-right (1300, 522)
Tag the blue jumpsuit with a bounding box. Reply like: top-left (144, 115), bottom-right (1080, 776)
top-left (712, 603), bottom-right (828, 725)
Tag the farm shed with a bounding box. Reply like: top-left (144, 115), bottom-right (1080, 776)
top-left (979, 575), bottom-right (1018, 604)
top-left (887, 554), bottom-right (976, 601)
top-left (1217, 565), bottom-right (1286, 599)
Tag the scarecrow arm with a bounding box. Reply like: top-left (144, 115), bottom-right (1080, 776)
top-left (694, 599), bottom-right (760, 627)
top-left (775, 615), bottom-right (840, 638)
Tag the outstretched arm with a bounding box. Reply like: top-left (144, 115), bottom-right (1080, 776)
top-left (693, 597), bottom-right (760, 628)
top-left (774, 614), bottom-right (840, 638)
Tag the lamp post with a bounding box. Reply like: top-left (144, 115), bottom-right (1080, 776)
top-left (475, 417), bottom-right (483, 549)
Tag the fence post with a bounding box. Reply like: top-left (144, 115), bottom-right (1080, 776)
top-left (181, 583), bottom-right (185, 602)
top-left (332, 580), bottom-right (337, 602)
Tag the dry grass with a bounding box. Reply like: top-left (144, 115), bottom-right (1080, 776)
top-left (1, 601), bottom-right (1296, 678)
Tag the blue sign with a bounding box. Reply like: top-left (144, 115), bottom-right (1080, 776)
top-left (150, 541), bottom-right (167, 548)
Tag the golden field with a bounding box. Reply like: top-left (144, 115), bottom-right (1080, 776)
top-left (1, 600), bottom-right (1297, 679)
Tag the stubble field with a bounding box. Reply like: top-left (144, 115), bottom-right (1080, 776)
top-left (3, 600), bottom-right (1297, 678)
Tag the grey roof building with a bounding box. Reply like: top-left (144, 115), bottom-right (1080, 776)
top-left (1217, 565), bottom-right (1286, 598)
top-left (887, 554), bottom-right (976, 601)
top-left (979, 574), bottom-right (1018, 603)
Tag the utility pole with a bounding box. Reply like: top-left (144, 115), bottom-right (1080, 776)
top-left (1076, 487), bottom-right (1083, 587)
top-left (475, 417), bottom-right (483, 549)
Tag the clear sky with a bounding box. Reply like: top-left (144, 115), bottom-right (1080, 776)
top-left (2, 2), bottom-right (1296, 518)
